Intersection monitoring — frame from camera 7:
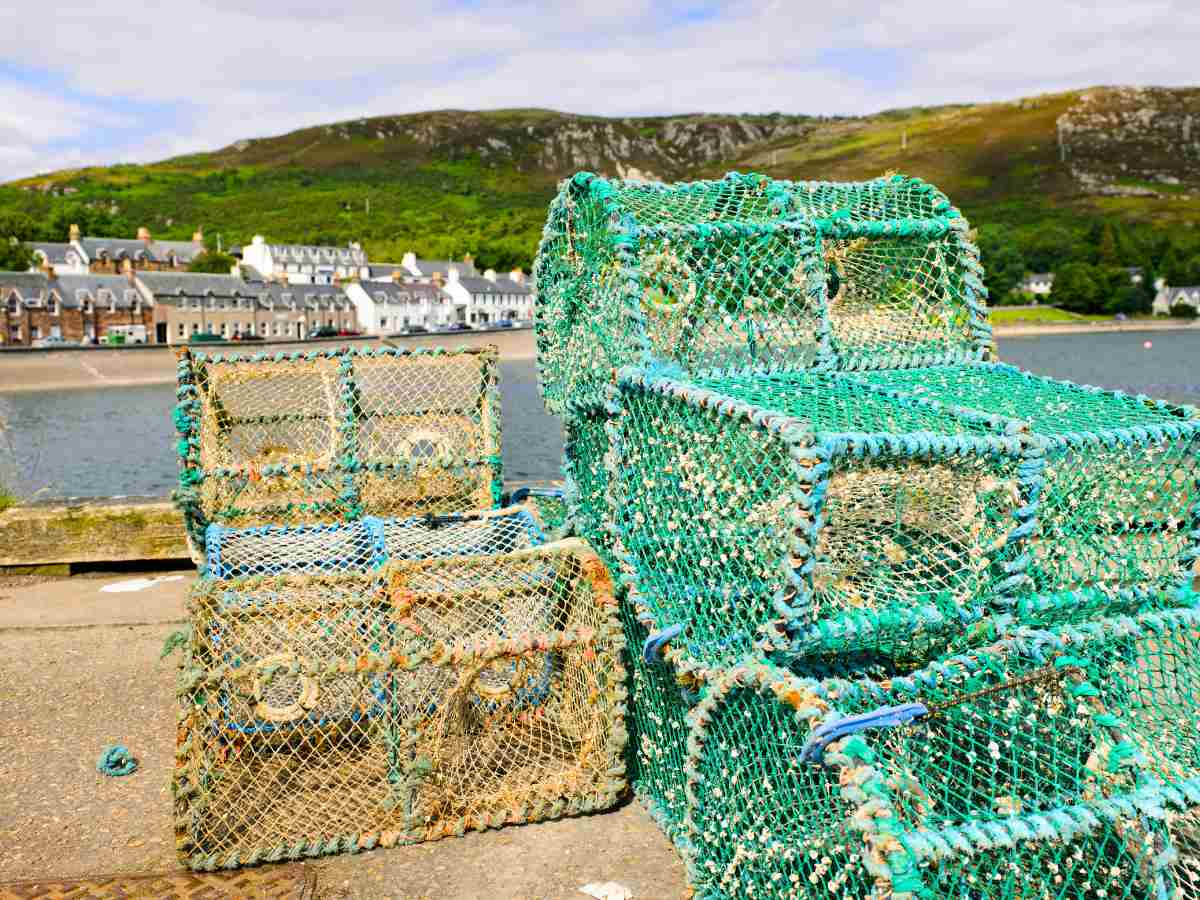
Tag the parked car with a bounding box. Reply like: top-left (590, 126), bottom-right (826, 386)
top-left (391, 325), bottom-right (429, 336)
top-left (309, 325), bottom-right (339, 339)
top-left (188, 332), bottom-right (223, 343)
top-left (336, 329), bottom-right (362, 337)
top-left (448, 322), bottom-right (473, 332)
top-left (494, 320), bottom-right (515, 329)
top-left (32, 336), bottom-right (76, 348)
top-left (232, 332), bottom-right (265, 341)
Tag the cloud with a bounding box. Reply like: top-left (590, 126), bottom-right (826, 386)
top-left (0, 0), bottom-right (1195, 181)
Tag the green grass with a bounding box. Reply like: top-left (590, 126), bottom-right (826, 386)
top-left (2, 90), bottom-right (1196, 272)
top-left (989, 306), bottom-right (1113, 325)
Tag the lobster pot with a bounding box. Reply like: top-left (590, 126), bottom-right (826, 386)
top-left (848, 362), bottom-right (1200, 620)
top-left (174, 540), bottom-right (627, 869)
top-left (173, 345), bottom-right (502, 554)
top-left (533, 172), bottom-right (989, 414)
top-left (683, 608), bottom-right (1200, 899)
top-left (609, 368), bottom-right (1031, 665)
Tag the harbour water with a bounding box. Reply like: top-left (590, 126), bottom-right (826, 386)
top-left (1, 331), bottom-right (1197, 500)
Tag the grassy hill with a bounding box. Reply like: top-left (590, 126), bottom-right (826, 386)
top-left (2, 86), bottom-right (1197, 272)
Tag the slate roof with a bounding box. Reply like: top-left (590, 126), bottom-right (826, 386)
top-left (30, 242), bottom-right (77, 265)
top-left (77, 236), bottom-right (203, 264)
top-left (415, 258), bottom-right (476, 277)
top-left (363, 281), bottom-right (451, 304)
top-left (137, 272), bottom-right (260, 300)
top-left (0, 272), bottom-right (143, 308)
top-left (368, 263), bottom-right (406, 280)
top-left (1161, 286), bottom-right (1200, 305)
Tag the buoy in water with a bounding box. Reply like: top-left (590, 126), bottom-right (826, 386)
top-left (1144, 340), bottom-right (1153, 349)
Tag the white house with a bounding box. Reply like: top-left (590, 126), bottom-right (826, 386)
top-left (344, 279), bottom-right (455, 334)
top-left (29, 242), bottom-right (88, 274)
top-left (1153, 285), bottom-right (1200, 315)
top-left (441, 268), bottom-right (534, 326)
top-left (241, 235), bottom-right (369, 285)
top-left (1019, 273), bottom-right (1055, 296)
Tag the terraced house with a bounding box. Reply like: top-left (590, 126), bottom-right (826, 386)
top-left (29, 225), bottom-right (205, 274)
top-left (0, 270), bottom-right (154, 345)
top-left (442, 267), bottom-right (534, 326)
top-left (239, 235), bottom-right (369, 285)
top-left (343, 278), bottom-right (454, 334)
top-left (136, 273), bottom-right (359, 343)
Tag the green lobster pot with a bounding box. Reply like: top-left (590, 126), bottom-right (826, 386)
top-left (683, 607), bottom-right (1200, 899)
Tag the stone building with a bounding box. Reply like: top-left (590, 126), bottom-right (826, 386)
top-left (30, 226), bottom-right (206, 274)
top-left (0, 270), bottom-right (155, 345)
top-left (137, 273), bottom-right (359, 344)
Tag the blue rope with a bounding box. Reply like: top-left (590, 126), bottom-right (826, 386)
top-left (97, 744), bottom-right (138, 777)
top-left (800, 703), bottom-right (929, 764)
top-left (642, 623), bottom-right (684, 664)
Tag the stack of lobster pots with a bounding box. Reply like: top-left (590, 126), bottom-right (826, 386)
top-left (168, 343), bottom-right (627, 870)
top-left (534, 171), bottom-right (1200, 898)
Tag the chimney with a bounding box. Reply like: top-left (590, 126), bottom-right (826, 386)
top-left (431, 272), bottom-right (445, 287)
top-left (483, 268), bottom-right (497, 282)
top-left (193, 227), bottom-right (204, 243)
top-left (45, 264), bottom-right (55, 280)
top-left (391, 269), bottom-right (404, 283)
top-left (69, 223), bottom-right (80, 242)
top-left (509, 267), bottom-right (525, 285)
top-left (230, 264), bottom-right (241, 278)
top-left (137, 226), bottom-right (151, 242)
top-left (122, 258), bottom-right (134, 276)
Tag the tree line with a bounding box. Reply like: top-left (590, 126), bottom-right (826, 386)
top-left (976, 219), bottom-right (1200, 315)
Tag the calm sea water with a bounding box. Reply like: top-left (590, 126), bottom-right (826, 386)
top-left (2, 331), bottom-right (1197, 500)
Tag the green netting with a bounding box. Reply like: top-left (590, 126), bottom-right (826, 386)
top-left (619, 597), bottom-right (695, 849)
top-left (847, 363), bottom-right (1200, 614)
top-left (682, 607), bottom-right (1200, 899)
top-left (562, 402), bottom-right (617, 566)
top-left (609, 368), bottom-right (1030, 665)
top-left (533, 171), bottom-right (991, 414)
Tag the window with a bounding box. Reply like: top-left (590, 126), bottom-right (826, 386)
top-left (381, 316), bottom-right (389, 328)
top-left (220, 323), bottom-right (228, 337)
top-left (30, 325), bottom-right (40, 340)
top-left (13, 325), bottom-right (21, 339)
top-left (192, 298), bottom-right (202, 310)
top-left (6, 296), bottom-right (17, 315)
top-left (273, 323), bottom-right (281, 336)
top-left (192, 322), bottom-right (200, 334)
top-left (48, 297), bottom-right (59, 315)
top-left (82, 299), bottom-right (93, 314)
top-left (178, 322), bottom-right (186, 337)
top-left (50, 325), bottom-right (61, 339)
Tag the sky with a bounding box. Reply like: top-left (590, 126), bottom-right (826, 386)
top-left (0, 0), bottom-right (1195, 183)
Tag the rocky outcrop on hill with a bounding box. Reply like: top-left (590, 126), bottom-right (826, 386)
top-left (1058, 87), bottom-right (1200, 196)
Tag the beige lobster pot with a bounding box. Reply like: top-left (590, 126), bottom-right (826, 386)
top-left (173, 539), bottom-right (627, 869)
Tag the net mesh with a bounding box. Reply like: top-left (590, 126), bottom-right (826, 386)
top-left (610, 370), bottom-right (1027, 664)
top-left (563, 403), bottom-right (618, 566)
top-left (848, 363), bottom-right (1200, 610)
top-left (204, 506), bottom-right (546, 579)
top-left (173, 539), bottom-right (626, 869)
top-left (682, 609), bottom-right (1200, 899)
top-left (173, 346), bottom-right (502, 555)
top-left (533, 171), bottom-right (989, 413)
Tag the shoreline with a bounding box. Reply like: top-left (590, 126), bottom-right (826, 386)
top-left (993, 320), bottom-right (1200, 338)
top-left (0, 329), bottom-right (535, 393)
top-left (1, 320), bottom-right (1196, 394)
